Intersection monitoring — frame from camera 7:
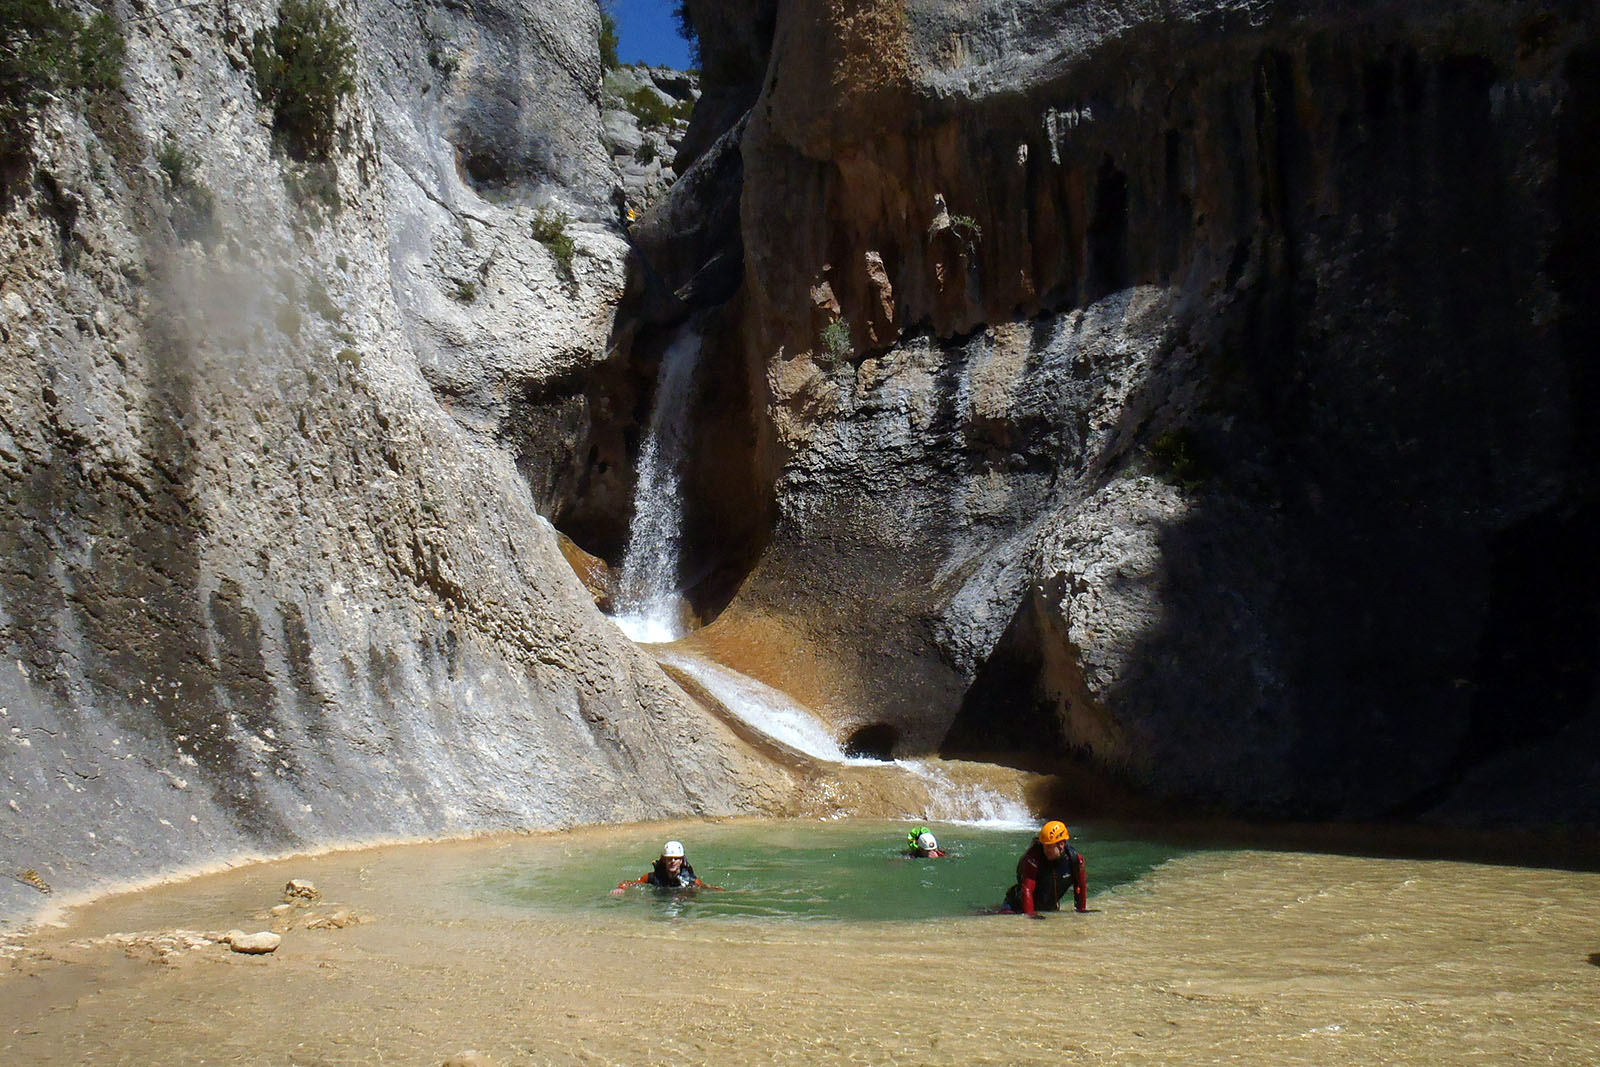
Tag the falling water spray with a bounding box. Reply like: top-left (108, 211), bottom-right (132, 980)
top-left (611, 328), bottom-right (703, 643)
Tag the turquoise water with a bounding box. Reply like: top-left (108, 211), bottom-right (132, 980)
top-left (470, 820), bottom-right (1193, 922)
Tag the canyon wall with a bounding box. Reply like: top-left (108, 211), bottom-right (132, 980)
top-left (0, 0), bottom-right (793, 921)
top-left (632, 0), bottom-right (1600, 821)
top-left (5, 0), bottom-right (1595, 920)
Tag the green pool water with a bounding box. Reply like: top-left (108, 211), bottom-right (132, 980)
top-left (469, 820), bottom-right (1193, 923)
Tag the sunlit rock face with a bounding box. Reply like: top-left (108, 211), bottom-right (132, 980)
top-left (0, 0), bottom-right (795, 921)
top-left (673, 0), bottom-right (1600, 820)
top-left (601, 65), bottom-right (700, 218)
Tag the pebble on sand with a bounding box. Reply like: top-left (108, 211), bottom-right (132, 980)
top-left (283, 879), bottom-right (321, 901)
top-left (442, 1052), bottom-right (496, 1066)
top-left (223, 930), bottom-right (282, 954)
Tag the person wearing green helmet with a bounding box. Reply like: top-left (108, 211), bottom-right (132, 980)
top-left (1002, 820), bottom-right (1088, 916)
top-left (905, 826), bottom-right (948, 858)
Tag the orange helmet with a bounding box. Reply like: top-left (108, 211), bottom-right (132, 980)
top-left (1039, 821), bottom-right (1070, 845)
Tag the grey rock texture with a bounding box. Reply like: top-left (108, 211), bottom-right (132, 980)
top-left (634, 0), bottom-right (1600, 821)
top-left (0, 1), bottom-right (794, 923)
top-left (600, 66), bottom-right (698, 218)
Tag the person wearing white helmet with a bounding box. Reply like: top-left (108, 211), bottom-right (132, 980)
top-left (610, 840), bottom-right (719, 894)
top-left (905, 826), bottom-right (948, 858)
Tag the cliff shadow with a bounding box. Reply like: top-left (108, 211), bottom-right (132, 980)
top-left (947, 30), bottom-right (1600, 827)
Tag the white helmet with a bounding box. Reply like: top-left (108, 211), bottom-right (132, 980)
top-left (662, 840), bottom-right (685, 858)
top-left (916, 832), bottom-right (938, 852)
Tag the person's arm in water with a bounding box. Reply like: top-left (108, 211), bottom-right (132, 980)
top-left (1017, 851), bottom-right (1043, 917)
top-left (609, 873), bottom-right (650, 896)
top-left (1071, 850), bottom-right (1089, 913)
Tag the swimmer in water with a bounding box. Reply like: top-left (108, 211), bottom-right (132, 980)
top-left (610, 840), bottom-right (721, 894)
top-left (1001, 821), bottom-right (1088, 917)
top-left (905, 826), bottom-right (948, 858)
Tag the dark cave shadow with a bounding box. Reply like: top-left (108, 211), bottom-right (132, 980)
top-left (945, 38), bottom-right (1600, 865)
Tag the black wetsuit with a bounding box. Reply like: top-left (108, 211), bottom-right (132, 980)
top-left (645, 859), bottom-right (700, 888)
top-left (1003, 841), bottom-right (1087, 914)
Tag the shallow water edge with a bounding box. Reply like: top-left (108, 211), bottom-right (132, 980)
top-left (3, 817), bottom-right (1599, 1065)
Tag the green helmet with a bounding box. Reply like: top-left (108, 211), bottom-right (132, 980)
top-left (907, 826), bottom-right (932, 849)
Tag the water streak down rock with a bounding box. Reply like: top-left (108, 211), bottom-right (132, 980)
top-left (612, 329), bottom-right (703, 641)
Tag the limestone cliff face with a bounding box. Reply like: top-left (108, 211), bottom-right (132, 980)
top-left (0, 0), bottom-right (793, 921)
top-left (649, 0), bottom-right (1600, 821)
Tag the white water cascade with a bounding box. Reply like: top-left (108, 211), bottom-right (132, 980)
top-left (656, 651), bottom-right (881, 764)
top-left (900, 760), bottom-right (1035, 826)
top-left (610, 329), bottom-right (703, 643)
top-left (657, 649), bottom-right (1034, 826)
top-left (604, 332), bottom-right (1031, 824)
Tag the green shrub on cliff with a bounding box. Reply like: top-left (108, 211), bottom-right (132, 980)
top-left (1149, 427), bottom-right (1211, 490)
top-left (820, 317), bottom-right (852, 360)
top-left (598, 7), bottom-right (620, 70)
top-left (622, 86), bottom-right (690, 129)
top-left (156, 134), bottom-right (218, 242)
top-left (0, 0), bottom-right (125, 172)
top-left (75, 11), bottom-right (123, 94)
top-left (250, 0), bottom-right (356, 162)
top-left (949, 214), bottom-right (981, 242)
top-left (532, 204), bottom-right (576, 281)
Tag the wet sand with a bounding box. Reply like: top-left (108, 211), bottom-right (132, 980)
top-left (4, 821), bottom-right (1599, 1066)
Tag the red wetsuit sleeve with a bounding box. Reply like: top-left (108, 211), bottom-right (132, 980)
top-left (1019, 852), bottom-right (1041, 915)
top-left (1073, 853), bottom-right (1089, 912)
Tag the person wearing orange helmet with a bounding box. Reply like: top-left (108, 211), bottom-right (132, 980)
top-left (1003, 820), bottom-right (1088, 916)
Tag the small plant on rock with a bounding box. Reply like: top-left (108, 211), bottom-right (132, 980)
top-left (820, 317), bottom-right (852, 360)
top-left (249, 0), bottom-right (356, 162)
top-left (532, 204), bottom-right (576, 281)
top-left (282, 157), bottom-right (341, 221)
top-left (948, 213), bottom-right (982, 242)
top-left (0, 0), bottom-right (125, 176)
top-left (1149, 427), bottom-right (1211, 490)
top-left (155, 134), bottom-right (218, 242)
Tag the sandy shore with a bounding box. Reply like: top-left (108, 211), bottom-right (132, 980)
top-left (4, 822), bottom-right (1599, 1065)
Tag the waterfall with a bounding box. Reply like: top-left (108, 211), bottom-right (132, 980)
top-left (607, 334), bottom-right (1032, 825)
top-left (611, 329), bottom-right (703, 643)
top-left (656, 649), bottom-right (1034, 825)
top-left (899, 760), bottom-right (1035, 826)
top-left (655, 652), bottom-right (878, 764)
